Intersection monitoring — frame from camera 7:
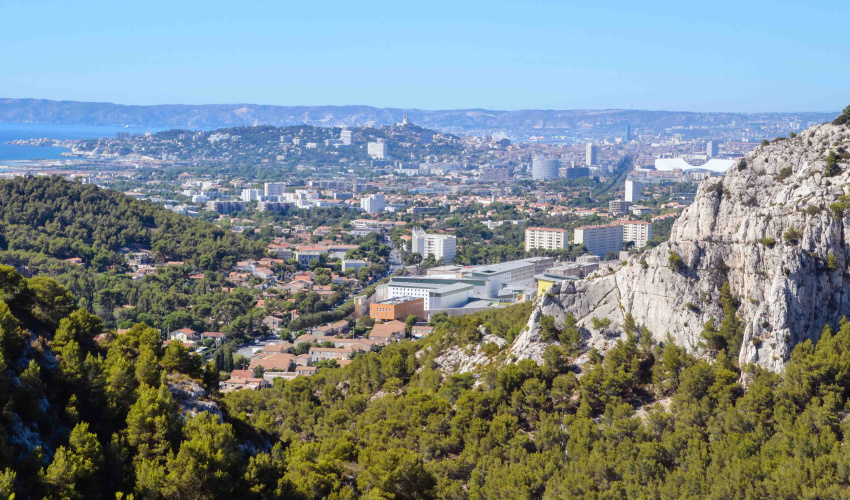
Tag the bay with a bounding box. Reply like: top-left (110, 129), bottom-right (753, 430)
top-left (0, 122), bottom-right (165, 161)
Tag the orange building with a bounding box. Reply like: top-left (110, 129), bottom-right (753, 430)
top-left (369, 296), bottom-right (425, 322)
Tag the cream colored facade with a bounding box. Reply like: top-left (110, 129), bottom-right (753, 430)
top-left (524, 227), bottom-right (568, 252)
top-left (621, 221), bottom-right (653, 248)
top-left (574, 224), bottom-right (624, 257)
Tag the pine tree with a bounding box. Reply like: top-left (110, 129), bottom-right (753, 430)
top-left (40, 422), bottom-right (104, 499)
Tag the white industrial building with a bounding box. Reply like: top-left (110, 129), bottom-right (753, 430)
top-left (654, 158), bottom-right (734, 173)
top-left (385, 280), bottom-right (475, 310)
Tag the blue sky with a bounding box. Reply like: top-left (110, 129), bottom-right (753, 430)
top-left (1, 0), bottom-right (846, 112)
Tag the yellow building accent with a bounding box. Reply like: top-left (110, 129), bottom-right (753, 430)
top-left (537, 278), bottom-right (556, 297)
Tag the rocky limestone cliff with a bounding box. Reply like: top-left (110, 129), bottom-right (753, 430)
top-left (512, 122), bottom-right (850, 371)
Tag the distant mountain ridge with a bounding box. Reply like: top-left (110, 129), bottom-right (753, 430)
top-left (0, 98), bottom-right (838, 137)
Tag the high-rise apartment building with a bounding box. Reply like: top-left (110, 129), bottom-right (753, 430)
top-left (240, 189), bottom-right (262, 202)
top-left (531, 156), bottom-right (560, 181)
top-left (411, 228), bottom-right (457, 263)
top-left (368, 139), bottom-right (387, 160)
top-left (563, 165), bottom-right (590, 179)
top-left (340, 129), bottom-right (353, 146)
top-left (524, 227), bottom-right (569, 251)
top-left (574, 224), bottom-right (624, 258)
top-left (707, 141), bottom-right (719, 157)
top-left (360, 194), bottom-right (385, 214)
top-left (624, 178), bottom-right (643, 202)
top-left (620, 221), bottom-right (653, 248)
top-left (264, 182), bottom-right (287, 197)
top-left (586, 143), bottom-right (598, 166)
top-left (609, 199), bottom-right (632, 216)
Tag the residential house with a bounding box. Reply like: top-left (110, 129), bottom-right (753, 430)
top-left (308, 347), bottom-right (354, 361)
top-left (368, 320), bottom-right (407, 345)
top-left (249, 353), bottom-right (295, 372)
top-left (295, 365), bottom-right (318, 376)
top-left (169, 328), bottom-right (198, 343)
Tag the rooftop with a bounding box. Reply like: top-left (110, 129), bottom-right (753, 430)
top-left (375, 296), bottom-right (424, 305)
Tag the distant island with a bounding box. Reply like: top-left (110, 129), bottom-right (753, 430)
top-left (0, 97), bottom-right (838, 141)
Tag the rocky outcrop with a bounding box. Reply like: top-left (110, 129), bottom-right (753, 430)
top-left (431, 327), bottom-right (507, 375)
top-left (514, 122), bottom-right (850, 371)
top-left (167, 374), bottom-right (221, 419)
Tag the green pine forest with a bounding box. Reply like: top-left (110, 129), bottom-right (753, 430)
top-left (1, 258), bottom-right (850, 498)
top-left (3, 176), bottom-right (850, 498)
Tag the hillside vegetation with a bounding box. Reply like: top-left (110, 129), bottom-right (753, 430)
top-left (3, 230), bottom-right (850, 497)
top-left (0, 177), bottom-right (264, 330)
top-left (0, 176), bottom-right (263, 272)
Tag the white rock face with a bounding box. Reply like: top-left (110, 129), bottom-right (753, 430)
top-left (432, 327), bottom-right (507, 375)
top-left (513, 123), bottom-right (850, 371)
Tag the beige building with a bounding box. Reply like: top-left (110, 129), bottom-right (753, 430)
top-left (524, 227), bottom-right (569, 252)
top-left (620, 221), bottom-right (653, 249)
top-left (574, 224), bottom-right (624, 258)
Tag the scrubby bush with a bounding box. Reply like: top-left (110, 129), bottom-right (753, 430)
top-left (783, 227), bottom-right (802, 245)
top-left (777, 167), bottom-right (792, 180)
top-left (825, 150), bottom-right (842, 177)
top-left (832, 105), bottom-right (850, 126)
top-left (826, 252), bottom-right (839, 271)
top-left (591, 316), bottom-right (611, 330)
top-left (668, 251), bottom-right (685, 271)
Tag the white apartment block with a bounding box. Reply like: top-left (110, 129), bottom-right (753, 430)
top-left (586, 143), bottom-right (598, 166)
top-left (340, 129), bottom-right (353, 145)
top-left (620, 221), bottom-right (653, 248)
top-left (367, 140), bottom-right (388, 160)
top-left (524, 227), bottom-right (568, 252)
top-left (240, 189), bottom-right (262, 202)
top-left (574, 224), bottom-right (624, 258)
top-left (625, 179), bottom-right (643, 202)
top-left (264, 182), bottom-right (287, 197)
top-left (411, 228), bottom-right (457, 263)
top-left (360, 194), bottom-right (385, 214)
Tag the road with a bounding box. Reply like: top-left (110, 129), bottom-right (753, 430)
top-left (386, 234), bottom-right (403, 271)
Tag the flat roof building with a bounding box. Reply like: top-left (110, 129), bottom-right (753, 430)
top-left (586, 143), bottom-right (598, 166)
top-left (411, 228), bottom-right (456, 264)
top-left (525, 227), bottom-right (568, 252)
top-left (574, 224), bottom-right (624, 258)
top-left (531, 156), bottom-right (560, 181)
top-left (620, 221), bottom-right (653, 249)
top-left (369, 296), bottom-right (425, 322)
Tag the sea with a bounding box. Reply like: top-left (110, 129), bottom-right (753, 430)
top-left (0, 122), bottom-right (164, 163)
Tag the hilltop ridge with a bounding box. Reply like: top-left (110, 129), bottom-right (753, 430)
top-left (0, 97), bottom-right (836, 138)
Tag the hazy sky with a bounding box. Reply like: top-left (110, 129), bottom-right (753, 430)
top-left (1, 0), bottom-right (847, 112)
